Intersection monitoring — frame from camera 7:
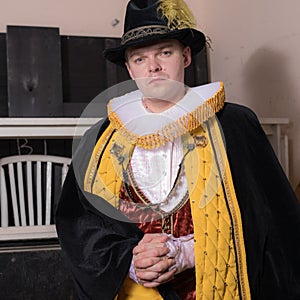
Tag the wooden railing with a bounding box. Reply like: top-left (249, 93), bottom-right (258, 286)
top-left (0, 117), bottom-right (289, 175)
top-left (259, 118), bottom-right (289, 177)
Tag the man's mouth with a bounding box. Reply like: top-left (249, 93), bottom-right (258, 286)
top-left (147, 77), bottom-right (167, 84)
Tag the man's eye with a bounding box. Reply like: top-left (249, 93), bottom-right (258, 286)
top-left (161, 51), bottom-right (171, 56)
top-left (134, 57), bottom-right (143, 63)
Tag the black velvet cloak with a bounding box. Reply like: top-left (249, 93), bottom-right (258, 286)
top-left (55, 103), bottom-right (300, 300)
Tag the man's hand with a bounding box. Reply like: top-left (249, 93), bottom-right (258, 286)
top-left (132, 233), bottom-right (177, 287)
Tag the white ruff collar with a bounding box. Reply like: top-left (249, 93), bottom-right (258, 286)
top-left (108, 81), bottom-right (225, 149)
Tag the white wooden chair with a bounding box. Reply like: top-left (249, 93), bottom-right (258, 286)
top-left (0, 155), bottom-right (71, 241)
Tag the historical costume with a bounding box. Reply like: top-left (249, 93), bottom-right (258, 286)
top-left (56, 81), bottom-right (300, 299)
top-left (56, 0), bottom-right (300, 299)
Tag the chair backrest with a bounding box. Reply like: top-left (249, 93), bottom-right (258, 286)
top-left (0, 155), bottom-right (71, 241)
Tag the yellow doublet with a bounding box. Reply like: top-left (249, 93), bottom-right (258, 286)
top-left (84, 122), bottom-right (251, 299)
top-left (116, 276), bottom-right (163, 300)
top-left (185, 120), bottom-right (250, 299)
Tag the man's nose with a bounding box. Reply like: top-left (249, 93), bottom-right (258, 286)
top-left (148, 58), bottom-right (162, 73)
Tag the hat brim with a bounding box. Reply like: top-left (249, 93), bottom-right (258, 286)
top-left (103, 28), bottom-right (206, 66)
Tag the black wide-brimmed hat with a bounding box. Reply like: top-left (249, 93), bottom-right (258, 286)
top-left (104, 0), bottom-right (206, 66)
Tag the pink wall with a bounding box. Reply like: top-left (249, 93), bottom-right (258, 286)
top-left (0, 0), bottom-right (127, 37)
top-left (193, 0), bottom-right (300, 187)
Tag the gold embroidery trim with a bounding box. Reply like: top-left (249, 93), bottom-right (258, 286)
top-left (84, 123), bottom-right (115, 192)
top-left (84, 124), bottom-right (124, 208)
top-left (121, 25), bottom-right (170, 45)
top-left (208, 117), bottom-right (251, 299)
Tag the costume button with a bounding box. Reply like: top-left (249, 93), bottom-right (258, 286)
top-left (110, 143), bottom-right (124, 155)
top-left (187, 143), bottom-right (195, 151)
top-left (194, 135), bottom-right (208, 148)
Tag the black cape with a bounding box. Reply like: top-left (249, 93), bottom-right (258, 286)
top-left (55, 103), bottom-right (300, 300)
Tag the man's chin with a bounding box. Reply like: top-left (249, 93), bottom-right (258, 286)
top-left (137, 79), bottom-right (184, 102)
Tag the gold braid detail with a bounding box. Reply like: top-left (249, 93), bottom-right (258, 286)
top-left (108, 82), bottom-right (225, 149)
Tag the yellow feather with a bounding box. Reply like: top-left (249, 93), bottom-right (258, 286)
top-left (157, 0), bottom-right (196, 30)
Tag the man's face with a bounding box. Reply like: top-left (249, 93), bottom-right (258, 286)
top-left (125, 39), bottom-right (191, 102)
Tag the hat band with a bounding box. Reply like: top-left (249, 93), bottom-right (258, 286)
top-left (121, 25), bottom-right (170, 45)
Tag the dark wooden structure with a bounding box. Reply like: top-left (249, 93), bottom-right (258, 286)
top-left (0, 25), bottom-right (208, 118)
top-left (6, 26), bottom-right (63, 117)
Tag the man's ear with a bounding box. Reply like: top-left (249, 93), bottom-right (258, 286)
top-left (125, 62), bottom-right (134, 79)
top-left (183, 46), bottom-right (192, 68)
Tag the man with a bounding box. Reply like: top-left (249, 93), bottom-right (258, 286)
top-left (56, 0), bottom-right (300, 299)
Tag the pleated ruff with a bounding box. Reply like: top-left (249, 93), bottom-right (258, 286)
top-left (107, 82), bottom-right (225, 149)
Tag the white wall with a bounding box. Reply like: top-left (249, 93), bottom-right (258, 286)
top-left (190, 0), bottom-right (300, 187)
top-left (0, 0), bottom-right (127, 37)
top-left (1, 0), bottom-right (299, 187)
